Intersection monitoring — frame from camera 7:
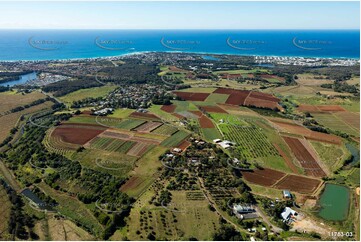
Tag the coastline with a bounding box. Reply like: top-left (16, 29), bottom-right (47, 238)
top-left (0, 50), bottom-right (359, 63)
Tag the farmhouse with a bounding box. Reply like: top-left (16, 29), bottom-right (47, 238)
top-left (218, 140), bottom-right (236, 149)
top-left (283, 190), bottom-right (292, 199)
top-left (281, 207), bottom-right (297, 222)
top-left (233, 204), bottom-right (255, 214)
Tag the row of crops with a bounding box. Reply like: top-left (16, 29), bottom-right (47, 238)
top-left (151, 124), bottom-right (178, 136)
top-left (220, 124), bottom-right (279, 160)
top-left (160, 130), bottom-right (190, 147)
top-left (90, 137), bottom-right (135, 154)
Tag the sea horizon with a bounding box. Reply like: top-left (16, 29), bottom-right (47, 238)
top-left (0, 29), bottom-right (359, 61)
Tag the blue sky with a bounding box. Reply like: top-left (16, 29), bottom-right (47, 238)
top-left (0, 1), bottom-right (359, 29)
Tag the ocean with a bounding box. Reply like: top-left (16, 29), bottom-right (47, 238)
top-left (0, 30), bottom-right (359, 61)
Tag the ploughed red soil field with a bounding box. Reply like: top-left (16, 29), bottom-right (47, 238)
top-left (244, 97), bottom-right (281, 110)
top-left (172, 113), bottom-right (185, 119)
top-left (161, 104), bottom-right (176, 113)
top-left (269, 118), bottom-right (342, 145)
top-left (52, 123), bottom-right (106, 145)
top-left (120, 176), bottom-right (141, 192)
top-left (189, 111), bottom-right (203, 117)
top-left (130, 111), bottom-right (160, 120)
top-left (298, 104), bottom-right (346, 113)
top-left (242, 168), bottom-right (322, 194)
top-left (199, 105), bottom-right (228, 113)
top-left (248, 91), bottom-right (280, 103)
top-left (177, 140), bottom-right (191, 150)
top-left (173, 91), bottom-right (210, 101)
top-left (283, 136), bottom-right (326, 177)
top-left (241, 168), bottom-right (286, 186)
top-left (213, 88), bottom-right (281, 109)
top-left (198, 115), bottom-right (215, 128)
top-left (274, 174), bottom-right (322, 194)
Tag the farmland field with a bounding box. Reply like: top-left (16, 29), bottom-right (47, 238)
top-left (0, 101), bottom-right (54, 143)
top-left (160, 130), bottom-right (190, 147)
top-left (127, 190), bottom-right (220, 240)
top-left (58, 85), bottom-right (117, 104)
top-left (116, 119), bottom-right (146, 130)
top-left (37, 182), bottom-right (104, 236)
top-left (220, 124), bottom-right (279, 160)
top-left (151, 124), bottom-right (178, 136)
top-left (204, 93), bottom-right (230, 103)
top-left (202, 128), bottom-right (222, 141)
top-left (0, 90), bottom-right (46, 113)
top-left (52, 123), bottom-right (106, 145)
top-left (312, 113), bottom-right (359, 136)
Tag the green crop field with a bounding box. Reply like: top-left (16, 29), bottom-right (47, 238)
top-left (202, 128), bottom-right (222, 141)
top-left (109, 108), bottom-right (134, 118)
top-left (116, 119), bottom-right (146, 130)
top-left (89, 137), bottom-right (136, 154)
top-left (160, 130), bottom-right (189, 147)
top-left (176, 87), bottom-right (216, 93)
top-left (220, 124), bottom-right (279, 160)
top-left (66, 115), bottom-right (98, 124)
top-left (151, 124), bottom-right (178, 136)
top-left (312, 113), bottom-right (358, 136)
top-left (209, 113), bottom-right (250, 126)
top-left (204, 93), bottom-right (230, 103)
top-left (59, 85), bottom-right (117, 104)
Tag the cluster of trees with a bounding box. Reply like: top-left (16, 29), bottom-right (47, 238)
top-left (151, 93), bottom-right (172, 105)
top-left (99, 60), bottom-right (160, 84)
top-left (4, 112), bottom-right (133, 239)
top-left (0, 179), bottom-right (38, 240)
top-left (42, 77), bottom-right (102, 97)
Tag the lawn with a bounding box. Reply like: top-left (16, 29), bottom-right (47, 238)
top-left (58, 85), bottom-right (117, 104)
